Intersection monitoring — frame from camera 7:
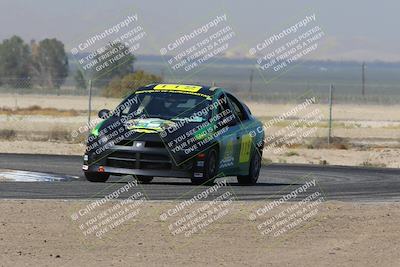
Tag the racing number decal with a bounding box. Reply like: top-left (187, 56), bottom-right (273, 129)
top-left (239, 134), bottom-right (252, 163)
top-left (153, 84), bottom-right (202, 92)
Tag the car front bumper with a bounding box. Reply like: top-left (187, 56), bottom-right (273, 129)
top-left (83, 137), bottom-right (205, 179)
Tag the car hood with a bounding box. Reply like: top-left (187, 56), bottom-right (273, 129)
top-left (91, 116), bottom-right (206, 139)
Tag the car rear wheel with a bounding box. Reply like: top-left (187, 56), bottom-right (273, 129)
top-left (84, 172), bottom-right (110, 182)
top-left (237, 149), bottom-right (261, 185)
top-left (135, 176), bottom-right (153, 184)
top-left (191, 148), bottom-right (218, 185)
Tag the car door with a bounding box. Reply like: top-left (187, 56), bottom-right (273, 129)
top-left (213, 92), bottom-right (241, 175)
top-left (226, 94), bottom-right (254, 174)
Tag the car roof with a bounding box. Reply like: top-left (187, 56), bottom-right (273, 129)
top-left (140, 83), bottom-right (221, 96)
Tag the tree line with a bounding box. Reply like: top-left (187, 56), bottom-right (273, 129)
top-left (0, 36), bottom-right (68, 88)
top-left (0, 35), bottom-right (162, 97)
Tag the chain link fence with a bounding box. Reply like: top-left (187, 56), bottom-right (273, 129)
top-left (1, 75), bottom-right (400, 105)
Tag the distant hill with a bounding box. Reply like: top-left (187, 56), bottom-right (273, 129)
top-left (67, 53), bottom-right (400, 102)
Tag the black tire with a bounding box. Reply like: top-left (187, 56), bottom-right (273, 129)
top-left (191, 148), bottom-right (218, 185)
top-left (135, 176), bottom-right (153, 184)
top-left (84, 172), bottom-right (110, 182)
top-left (237, 149), bottom-right (261, 185)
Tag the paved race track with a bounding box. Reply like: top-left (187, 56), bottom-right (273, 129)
top-left (0, 153), bottom-right (399, 201)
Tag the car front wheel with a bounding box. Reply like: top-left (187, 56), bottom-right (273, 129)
top-left (84, 172), bottom-right (110, 182)
top-left (191, 148), bottom-right (218, 185)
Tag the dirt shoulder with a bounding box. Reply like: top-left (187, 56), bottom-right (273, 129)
top-left (0, 199), bottom-right (399, 266)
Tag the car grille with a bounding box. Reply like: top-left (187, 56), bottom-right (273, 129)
top-left (114, 140), bottom-right (134, 146)
top-left (106, 150), bottom-right (172, 170)
top-left (114, 140), bottom-right (165, 148)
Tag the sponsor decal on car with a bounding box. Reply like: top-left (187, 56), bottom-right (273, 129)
top-left (126, 118), bottom-right (176, 133)
top-left (220, 139), bottom-right (234, 168)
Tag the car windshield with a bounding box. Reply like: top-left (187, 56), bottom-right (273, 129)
top-left (116, 91), bottom-right (212, 122)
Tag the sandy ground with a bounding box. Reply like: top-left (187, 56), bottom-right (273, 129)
top-left (0, 141), bottom-right (85, 156)
top-left (0, 199), bottom-right (399, 266)
top-left (266, 147), bottom-right (400, 168)
top-left (249, 101), bottom-right (400, 121)
top-left (0, 94), bottom-right (120, 111)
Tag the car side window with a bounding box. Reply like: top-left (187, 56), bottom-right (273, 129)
top-left (217, 95), bottom-right (230, 113)
top-left (227, 94), bottom-right (248, 122)
top-left (216, 94), bottom-right (237, 126)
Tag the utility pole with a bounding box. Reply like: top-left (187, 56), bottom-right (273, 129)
top-left (328, 84), bottom-right (334, 145)
top-left (160, 68), bottom-right (165, 80)
top-left (249, 69), bottom-right (254, 100)
top-left (88, 79), bottom-right (92, 126)
top-left (249, 69), bottom-right (254, 93)
top-left (362, 62), bottom-right (366, 97)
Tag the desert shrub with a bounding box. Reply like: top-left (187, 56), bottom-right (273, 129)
top-left (361, 161), bottom-right (386, 168)
top-left (319, 159), bottom-right (328, 165)
top-left (284, 151), bottom-right (299, 157)
top-left (102, 70), bottom-right (162, 98)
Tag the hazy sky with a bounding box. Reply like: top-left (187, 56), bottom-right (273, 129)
top-left (0, 0), bottom-right (399, 61)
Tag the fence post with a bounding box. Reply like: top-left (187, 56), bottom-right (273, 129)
top-left (88, 79), bottom-right (92, 126)
top-left (328, 84), bottom-right (334, 145)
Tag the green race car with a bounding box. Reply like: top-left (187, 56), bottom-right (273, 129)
top-left (83, 83), bottom-right (265, 185)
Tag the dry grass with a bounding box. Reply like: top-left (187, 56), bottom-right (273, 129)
top-left (284, 151), bottom-right (300, 157)
top-left (0, 106), bottom-right (81, 116)
top-left (48, 127), bottom-right (73, 142)
top-left (0, 129), bottom-right (17, 140)
top-left (0, 127), bottom-right (85, 143)
top-left (360, 161), bottom-right (387, 168)
top-left (306, 137), bottom-right (349, 150)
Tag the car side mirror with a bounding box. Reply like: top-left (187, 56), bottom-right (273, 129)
top-left (98, 109), bottom-right (110, 119)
